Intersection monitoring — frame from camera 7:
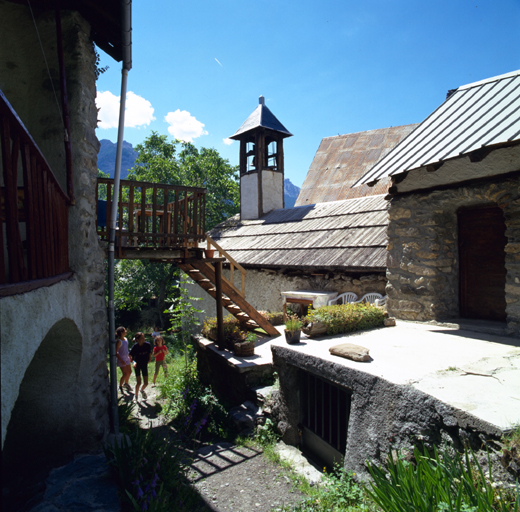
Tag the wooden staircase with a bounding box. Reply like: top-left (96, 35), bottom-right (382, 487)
top-left (177, 238), bottom-right (279, 337)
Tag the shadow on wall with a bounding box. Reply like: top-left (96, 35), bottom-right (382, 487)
top-left (2, 318), bottom-right (83, 488)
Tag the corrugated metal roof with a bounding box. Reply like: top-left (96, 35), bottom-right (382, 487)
top-left (295, 125), bottom-right (418, 206)
top-left (358, 70), bottom-right (520, 185)
top-left (208, 195), bottom-right (388, 271)
top-left (230, 96), bottom-right (293, 140)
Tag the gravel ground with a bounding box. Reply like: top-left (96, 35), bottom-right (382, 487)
top-left (121, 380), bottom-right (310, 512)
top-left (187, 442), bottom-right (307, 512)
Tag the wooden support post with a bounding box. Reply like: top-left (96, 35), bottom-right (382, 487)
top-left (215, 260), bottom-right (224, 350)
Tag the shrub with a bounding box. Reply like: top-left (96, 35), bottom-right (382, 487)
top-left (202, 315), bottom-right (247, 348)
top-left (103, 427), bottom-right (200, 511)
top-left (366, 444), bottom-right (519, 512)
top-left (259, 310), bottom-right (285, 326)
top-left (285, 314), bottom-right (303, 332)
top-left (306, 303), bottom-right (384, 335)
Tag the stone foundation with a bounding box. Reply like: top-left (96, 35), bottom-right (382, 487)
top-left (386, 176), bottom-right (520, 336)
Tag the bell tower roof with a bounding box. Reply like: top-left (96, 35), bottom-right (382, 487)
top-left (229, 96), bottom-right (293, 140)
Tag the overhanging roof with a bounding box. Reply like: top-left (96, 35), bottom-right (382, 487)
top-left (208, 195), bottom-right (389, 271)
top-left (7, 0), bottom-right (127, 62)
top-left (357, 69), bottom-right (520, 186)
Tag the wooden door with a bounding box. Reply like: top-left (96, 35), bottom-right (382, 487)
top-left (458, 206), bottom-right (507, 321)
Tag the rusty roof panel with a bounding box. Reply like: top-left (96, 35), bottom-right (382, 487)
top-left (296, 124), bottom-right (417, 206)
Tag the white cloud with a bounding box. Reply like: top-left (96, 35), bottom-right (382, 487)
top-left (223, 138), bottom-right (234, 145)
top-left (96, 90), bottom-right (155, 129)
top-left (164, 110), bottom-right (208, 142)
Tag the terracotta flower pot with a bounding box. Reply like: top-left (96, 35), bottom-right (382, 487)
top-left (205, 249), bottom-right (215, 258)
top-left (284, 329), bottom-right (301, 344)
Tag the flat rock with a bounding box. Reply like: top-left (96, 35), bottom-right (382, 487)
top-left (329, 342), bottom-right (371, 362)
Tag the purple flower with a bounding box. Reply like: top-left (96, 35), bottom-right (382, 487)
top-left (132, 479), bottom-right (140, 487)
top-left (141, 501), bottom-right (148, 511)
top-left (136, 486), bottom-right (144, 499)
top-left (151, 490), bottom-right (157, 498)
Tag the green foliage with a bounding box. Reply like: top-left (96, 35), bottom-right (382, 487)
top-left (113, 131), bottom-right (239, 323)
top-left (282, 464), bottom-right (371, 512)
top-left (103, 428), bottom-right (200, 511)
top-left (202, 315), bottom-right (247, 347)
top-left (255, 418), bottom-right (280, 446)
top-left (306, 303), bottom-right (385, 335)
top-left (114, 259), bottom-right (179, 321)
top-left (366, 445), bottom-right (519, 512)
top-left (285, 314), bottom-right (303, 332)
top-left (166, 272), bottom-right (202, 367)
top-left (127, 131), bottom-right (239, 231)
top-left (97, 170), bottom-right (109, 200)
top-left (160, 356), bottom-right (232, 439)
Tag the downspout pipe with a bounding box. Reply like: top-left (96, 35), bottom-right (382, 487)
top-left (108, 0), bottom-right (132, 435)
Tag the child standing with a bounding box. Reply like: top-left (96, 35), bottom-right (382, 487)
top-left (152, 336), bottom-right (168, 386)
top-left (115, 326), bottom-right (132, 393)
top-left (129, 332), bottom-right (152, 401)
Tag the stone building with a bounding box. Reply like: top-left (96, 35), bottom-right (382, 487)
top-left (1, 0), bottom-right (126, 490)
top-left (357, 69), bottom-right (520, 336)
top-left (194, 97), bottom-right (416, 321)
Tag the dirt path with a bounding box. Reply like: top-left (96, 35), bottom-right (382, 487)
top-left (118, 382), bottom-right (309, 511)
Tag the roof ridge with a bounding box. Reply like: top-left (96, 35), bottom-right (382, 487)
top-left (458, 69), bottom-right (520, 91)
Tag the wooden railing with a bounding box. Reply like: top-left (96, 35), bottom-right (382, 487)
top-left (206, 235), bottom-right (246, 297)
top-left (1, 90), bottom-right (70, 295)
top-left (96, 178), bottom-right (207, 251)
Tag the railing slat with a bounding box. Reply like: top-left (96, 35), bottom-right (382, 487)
top-left (1, 92), bottom-right (69, 290)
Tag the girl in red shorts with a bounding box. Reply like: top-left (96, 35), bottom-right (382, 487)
top-left (152, 336), bottom-right (168, 386)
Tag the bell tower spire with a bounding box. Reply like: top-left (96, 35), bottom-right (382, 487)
top-left (229, 96), bottom-right (293, 220)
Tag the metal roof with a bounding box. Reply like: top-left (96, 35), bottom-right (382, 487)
top-left (208, 195), bottom-right (388, 271)
top-left (229, 96), bottom-right (293, 140)
top-left (295, 125), bottom-right (417, 206)
top-left (357, 69), bottom-right (520, 186)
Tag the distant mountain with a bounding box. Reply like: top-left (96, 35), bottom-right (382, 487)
top-left (284, 178), bottom-right (301, 208)
top-left (97, 139), bottom-right (137, 178)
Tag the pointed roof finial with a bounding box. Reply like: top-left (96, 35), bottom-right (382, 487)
top-left (229, 96), bottom-right (293, 140)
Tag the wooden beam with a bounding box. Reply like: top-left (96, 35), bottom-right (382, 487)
top-left (215, 261), bottom-right (224, 350)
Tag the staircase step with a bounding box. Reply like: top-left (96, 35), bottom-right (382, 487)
top-left (187, 269), bottom-right (201, 274)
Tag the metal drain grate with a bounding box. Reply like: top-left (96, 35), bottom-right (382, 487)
top-left (301, 370), bottom-right (351, 459)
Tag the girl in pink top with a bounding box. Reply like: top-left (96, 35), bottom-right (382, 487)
top-left (152, 336), bottom-right (168, 386)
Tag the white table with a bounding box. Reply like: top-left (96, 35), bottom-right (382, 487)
top-left (281, 290), bottom-right (338, 319)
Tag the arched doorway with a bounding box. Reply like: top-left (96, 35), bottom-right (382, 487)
top-left (458, 205), bottom-right (507, 322)
top-left (2, 319), bottom-right (83, 493)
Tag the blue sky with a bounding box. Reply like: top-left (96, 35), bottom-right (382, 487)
top-left (95, 0), bottom-right (520, 188)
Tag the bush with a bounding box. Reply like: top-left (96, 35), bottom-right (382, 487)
top-left (306, 303), bottom-right (384, 335)
top-left (160, 356), bottom-right (232, 439)
top-left (103, 427), bottom-right (200, 511)
top-left (366, 445), bottom-right (519, 512)
top-left (202, 315), bottom-right (247, 348)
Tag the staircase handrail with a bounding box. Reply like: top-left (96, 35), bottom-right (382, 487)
top-left (206, 235), bottom-right (246, 297)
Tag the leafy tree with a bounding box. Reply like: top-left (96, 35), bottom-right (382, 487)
top-left (114, 132), bottom-right (239, 327)
top-left (127, 132), bottom-right (240, 229)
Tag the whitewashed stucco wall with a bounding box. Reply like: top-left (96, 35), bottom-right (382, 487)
top-left (188, 267), bottom-right (386, 327)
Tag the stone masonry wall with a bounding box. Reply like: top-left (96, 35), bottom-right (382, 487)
top-left (386, 175), bottom-right (520, 335)
top-left (1, 5), bottom-right (109, 451)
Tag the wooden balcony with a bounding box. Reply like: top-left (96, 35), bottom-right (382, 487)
top-left (96, 178), bottom-right (207, 260)
top-left (1, 90), bottom-right (71, 297)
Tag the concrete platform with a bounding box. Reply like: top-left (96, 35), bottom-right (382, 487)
top-left (200, 320), bottom-right (520, 432)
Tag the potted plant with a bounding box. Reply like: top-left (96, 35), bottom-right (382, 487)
top-left (284, 314), bottom-right (302, 344)
top-left (234, 331), bottom-right (256, 357)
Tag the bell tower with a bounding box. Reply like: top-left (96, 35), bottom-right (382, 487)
top-left (229, 96), bottom-right (292, 220)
